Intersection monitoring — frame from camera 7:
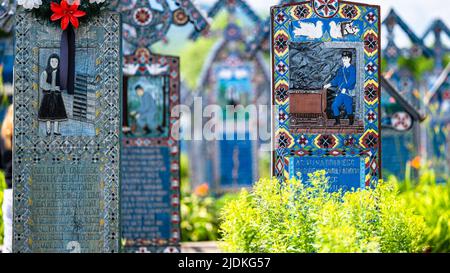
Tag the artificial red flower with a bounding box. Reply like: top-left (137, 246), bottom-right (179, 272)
top-left (50, 0), bottom-right (86, 30)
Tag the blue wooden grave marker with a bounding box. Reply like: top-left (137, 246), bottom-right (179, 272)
top-left (272, 0), bottom-right (382, 191)
top-left (121, 48), bottom-right (181, 253)
top-left (113, 0), bottom-right (209, 253)
top-left (13, 8), bottom-right (121, 253)
top-left (192, 0), bottom-right (271, 193)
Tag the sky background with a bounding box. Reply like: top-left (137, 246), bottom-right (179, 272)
top-left (189, 0), bottom-right (450, 46)
top-left (155, 0), bottom-right (450, 57)
top-left (195, 0), bottom-right (450, 39)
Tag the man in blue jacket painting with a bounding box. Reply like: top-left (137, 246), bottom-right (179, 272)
top-left (134, 85), bottom-right (158, 133)
top-left (324, 51), bottom-right (357, 126)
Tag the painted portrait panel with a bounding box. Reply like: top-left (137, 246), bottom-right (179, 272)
top-left (289, 41), bottom-right (364, 134)
top-left (38, 48), bottom-right (97, 137)
top-left (124, 75), bottom-right (169, 138)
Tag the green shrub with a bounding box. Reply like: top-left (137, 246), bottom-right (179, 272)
top-left (259, 152), bottom-right (271, 179)
top-left (180, 152), bottom-right (241, 242)
top-left (181, 188), bottom-right (219, 242)
top-left (392, 169), bottom-right (450, 253)
top-left (180, 152), bottom-right (219, 242)
top-left (0, 172), bottom-right (6, 245)
top-left (219, 171), bottom-right (426, 253)
top-left (181, 182), bottom-right (240, 242)
top-left (397, 56), bottom-right (434, 81)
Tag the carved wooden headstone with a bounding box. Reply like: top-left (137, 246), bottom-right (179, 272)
top-left (213, 56), bottom-right (260, 191)
top-left (380, 78), bottom-right (424, 180)
top-left (113, 0), bottom-right (209, 253)
top-left (426, 67), bottom-right (450, 182)
top-left (272, 0), bottom-right (381, 190)
top-left (192, 0), bottom-right (270, 192)
top-left (13, 10), bottom-right (121, 253)
top-left (121, 48), bottom-right (180, 253)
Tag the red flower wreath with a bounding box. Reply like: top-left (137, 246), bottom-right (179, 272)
top-left (50, 0), bottom-right (86, 30)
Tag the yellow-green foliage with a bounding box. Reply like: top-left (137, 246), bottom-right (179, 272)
top-left (181, 192), bottom-right (219, 242)
top-left (0, 172), bottom-right (6, 245)
top-left (220, 171), bottom-right (426, 253)
top-left (258, 152), bottom-right (271, 180)
top-left (392, 170), bottom-right (450, 253)
top-left (444, 53), bottom-right (450, 67)
top-left (181, 189), bottom-right (240, 242)
top-left (181, 149), bottom-right (242, 242)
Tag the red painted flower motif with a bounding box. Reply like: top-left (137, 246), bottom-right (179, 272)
top-left (275, 83), bottom-right (289, 102)
top-left (367, 111), bottom-right (377, 122)
top-left (365, 62), bottom-right (378, 75)
top-left (365, 12), bottom-right (377, 24)
top-left (134, 7), bottom-right (153, 26)
top-left (298, 135), bottom-right (309, 147)
top-left (294, 5), bottom-right (310, 19)
top-left (364, 33), bottom-right (378, 53)
top-left (50, 0), bottom-right (86, 30)
top-left (276, 13), bottom-right (286, 23)
top-left (274, 33), bottom-right (289, 54)
top-left (365, 83), bottom-right (378, 102)
top-left (277, 62), bottom-right (287, 74)
top-left (344, 136), bottom-right (355, 146)
top-left (315, 0), bottom-right (338, 17)
top-left (342, 5), bottom-right (358, 19)
top-left (317, 135), bottom-right (337, 149)
top-left (279, 111), bottom-right (287, 122)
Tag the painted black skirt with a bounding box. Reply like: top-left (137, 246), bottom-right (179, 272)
top-left (38, 90), bottom-right (68, 121)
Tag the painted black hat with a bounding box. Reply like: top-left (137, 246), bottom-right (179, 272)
top-left (342, 51), bottom-right (353, 58)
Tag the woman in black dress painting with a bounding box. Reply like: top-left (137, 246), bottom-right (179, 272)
top-left (38, 53), bottom-right (67, 136)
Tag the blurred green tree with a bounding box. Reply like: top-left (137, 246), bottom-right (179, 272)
top-left (398, 56), bottom-right (435, 80)
top-left (179, 11), bottom-right (244, 90)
